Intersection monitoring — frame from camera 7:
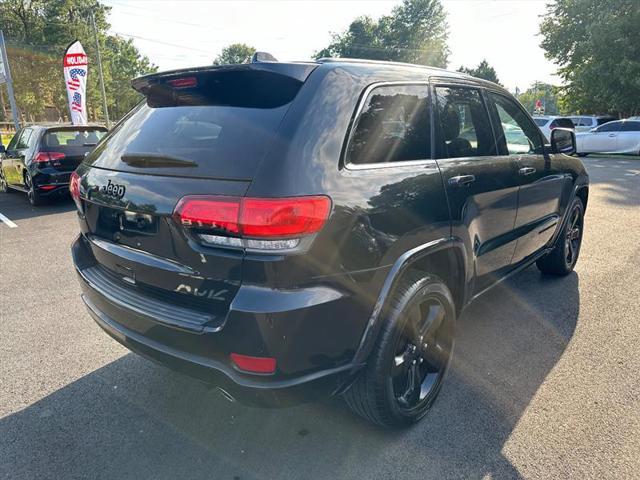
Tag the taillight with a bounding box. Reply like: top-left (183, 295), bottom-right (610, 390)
top-left (34, 151), bottom-right (65, 166)
top-left (173, 195), bottom-right (331, 251)
top-left (167, 77), bottom-right (197, 88)
top-left (69, 171), bottom-right (82, 211)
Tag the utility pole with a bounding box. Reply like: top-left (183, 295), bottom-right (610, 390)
top-left (90, 12), bottom-right (110, 128)
top-left (0, 30), bottom-right (20, 131)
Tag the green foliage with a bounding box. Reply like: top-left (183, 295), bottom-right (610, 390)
top-left (213, 43), bottom-right (256, 65)
top-left (517, 82), bottom-right (564, 115)
top-left (457, 59), bottom-right (501, 85)
top-left (540, 0), bottom-right (640, 116)
top-left (0, 0), bottom-right (157, 123)
top-left (314, 0), bottom-right (449, 68)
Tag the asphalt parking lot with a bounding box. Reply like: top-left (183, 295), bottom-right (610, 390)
top-left (1, 156), bottom-right (639, 480)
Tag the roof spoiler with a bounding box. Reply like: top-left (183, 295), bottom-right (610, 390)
top-left (132, 61), bottom-right (317, 93)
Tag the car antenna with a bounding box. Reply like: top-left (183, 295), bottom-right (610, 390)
top-left (251, 51), bottom-right (278, 63)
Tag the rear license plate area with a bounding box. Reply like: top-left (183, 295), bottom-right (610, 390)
top-left (119, 211), bottom-right (158, 235)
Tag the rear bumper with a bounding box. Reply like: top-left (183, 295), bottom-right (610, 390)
top-left (33, 169), bottom-right (71, 196)
top-left (72, 234), bottom-right (362, 406)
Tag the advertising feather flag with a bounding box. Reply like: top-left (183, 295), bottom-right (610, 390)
top-left (63, 40), bottom-right (88, 125)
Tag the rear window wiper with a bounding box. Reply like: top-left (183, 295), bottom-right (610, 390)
top-left (121, 153), bottom-right (197, 168)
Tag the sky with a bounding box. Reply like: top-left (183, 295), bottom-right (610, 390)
top-left (102, 0), bottom-right (559, 92)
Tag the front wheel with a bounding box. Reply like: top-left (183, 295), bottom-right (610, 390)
top-left (344, 273), bottom-right (455, 428)
top-left (536, 197), bottom-right (584, 275)
top-left (0, 172), bottom-right (14, 193)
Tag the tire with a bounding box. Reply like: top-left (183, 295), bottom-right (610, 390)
top-left (536, 197), bottom-right (584, 276)
top-left (25, 173), bottom-right (46, 206)
top-left (0, 171), bottom-right (14, 193)
top-left (344, 273), bottom-right (455, 428)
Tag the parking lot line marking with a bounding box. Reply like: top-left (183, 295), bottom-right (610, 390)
top-left (0, 212), bottom-right (17, 228)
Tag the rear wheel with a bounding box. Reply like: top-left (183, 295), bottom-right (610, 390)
top-left (25, 173), bottom-right (46, 206)
top-left (344, 273), bottom-right (455, 428)
top-left (536, 197), bottom-right (584, 275)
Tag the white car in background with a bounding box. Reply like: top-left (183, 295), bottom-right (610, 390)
top-left (575, 119), bottom-right (640, 156)
top-left (567, 115), bottom-right (617, 132)
top-left (532, 115), bottom-right (575, 142)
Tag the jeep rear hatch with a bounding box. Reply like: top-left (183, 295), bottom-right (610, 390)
top-left (75, 63), bottom-right (317, 323)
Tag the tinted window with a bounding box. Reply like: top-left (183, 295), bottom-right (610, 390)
top-left (597, 121), bottom-right (622, 133)
top-left (620, 121), bottom-right (640, 132)
top-left (534, 118), bottom-right (548, 127)
top-left (435, 87), bottom-right (496, 159)
top-left (86, 77), bottom-right (308, 180)
top-left (347, 85), bottom-right (430, 165)
top-left (15, 129), bottom-right (33, 149)
top-left (489, 92), bottom-right (544, 155)
top-left (550, 118), bottom-right (574, 129)
top-left (597, 117), bottom-right (617, 126)
top-left (579, 117), bottom-right (593, 127)
top-left (5, 130), bottom-right (21, 151)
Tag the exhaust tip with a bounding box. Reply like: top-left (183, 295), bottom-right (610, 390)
top-left (217, 387), bottom-right (236, 403)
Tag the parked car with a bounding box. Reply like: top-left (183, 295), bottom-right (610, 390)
top-left (567, 115), bottom-right (617, 133)
top-left (532, 115), bottom-right (575, 142)
top-left (575, 119), bottom-right (640, 156)
top-left (70, 58), bottom-right (588, 428)
top-left (0, 125), bottom-right (108, 205)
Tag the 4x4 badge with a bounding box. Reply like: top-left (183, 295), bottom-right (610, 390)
top-left (101, 179), bottom-right (126, 199)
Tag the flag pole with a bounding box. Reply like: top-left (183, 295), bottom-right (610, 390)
top-left (90, 12), bottom-right (110, 128)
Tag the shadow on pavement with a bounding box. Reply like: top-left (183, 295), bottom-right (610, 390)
top-left (0, 192), bottom-right (75, 222)
top-left (582, 157), bottom-right (640, 207)
top-left (0, 267), bottom-right (579, 480)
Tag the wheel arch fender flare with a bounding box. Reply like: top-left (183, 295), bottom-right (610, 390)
top-left (350, 237), bottom-right (467, 369)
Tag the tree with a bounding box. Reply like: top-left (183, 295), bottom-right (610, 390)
top-left (458, 59), bottom-right (501, 85)
top-left (213, 43), bottom-right (256, 65)
top-left (517, 82), bottom-right (564, 115)
top-left (315, 0), bottom-right (449, 68)
top-left (540, 0), bottom-right (640, 116)
top-left (0, 0), bottom-right (156, 123)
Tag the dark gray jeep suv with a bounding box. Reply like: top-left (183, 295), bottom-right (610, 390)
top-left (71, 57), bottom-right (588, 428)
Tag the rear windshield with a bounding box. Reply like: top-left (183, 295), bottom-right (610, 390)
top-left (84, 70), bottom-right (303, 179)
top-left (44, 128), bottom-right (107, 151)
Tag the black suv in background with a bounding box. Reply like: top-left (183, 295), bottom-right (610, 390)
top-left (0, 125), bottom-right (107, 205)
top-left (70, 58), bottom-right (588, 428)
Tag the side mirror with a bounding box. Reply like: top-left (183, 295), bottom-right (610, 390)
top-left (551, 128), bottom-right (576, 155)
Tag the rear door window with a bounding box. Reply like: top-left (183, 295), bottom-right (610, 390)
top-left (85, 69), bottom-right (304, 179)
top-left (346, 84), bottom-right (431, 165)
top-left (434, 87), bottom-right (496, 159)
top-left (620, 121), bottom-right (640, 132)
top-left (534, 118), bottom-right (548, 127)
top-left (15, 128), bottom-right (33, 149)
top-left (550, 118), bottom-right (574, 129)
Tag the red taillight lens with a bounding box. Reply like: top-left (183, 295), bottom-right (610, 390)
top-left (241, 197), bottom-right (331, 238)
top-left (34, 151), bottom-right (65, 164)
top-left (173, 195), bottom-right (331, 250)
top-left (230, 353), bottom-right (276, 374)
top-left (173, 196), bottom-right (241, 234)
top-left (69, 171), bottom-right (82, 212)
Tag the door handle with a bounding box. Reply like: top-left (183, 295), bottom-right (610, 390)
top-left (448, 174), bottom-right (476, 187)
top-left (518, 166), bottom-right (536, 176)
top-left (608, 133), bottom-right (616, 137)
